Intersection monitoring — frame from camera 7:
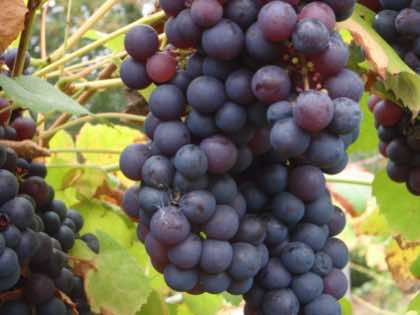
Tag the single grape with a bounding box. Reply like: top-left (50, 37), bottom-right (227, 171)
top-left (154, 121), bottom-right (191, 156)
top-left (200, 272), bottom-right (231, 294)
top-left (150, 206), bottom-right (191, 245)
top-left (323, 268), bottom-right (348, 299)
top-left (200, 135), bottom-right (238, 174)
top-left (209, 175), bottom-right (238, 204)
top-left (146, 52), bottom-right (177, 83)
top-left (225, 69), bottom-right (256, 105)
top-left (119, 143), bottom-right (153, 181)
top-left (187, 76), bottom-right (226, 114)
top-left (168, 234), bottom-right (202, 269)
top-left (11, 116), bottom-right (36, 140)
top-left (215, 102), bottom-right (247, 133)
top-left (228, 242), bottom-right (261, 280)
top-left (299, 2), bottom-right (336, 31)
top-left (272, 192), bottom-right (305, 226)
top-left (124, 25), bottom-right (159, 62)
top-left (257, 1), bottom-right (297, 42)
top-left (252, 65), bottom-right (291, 104)
top-left (270, 118), bottom-right (310, 158)
top-left (120, 57), bottom-right (151, 90)
top-left (234, 215), bottom-right (267, 245)
top-left (200, 240), bottom-right (233, 274)
top-left (280, 242), bottom-right (315, 274)
top-left (323, 238), bottom-right (349, 269)
top-left (257, 257), bottom-right (292, 290)
top-left (292, 272), bottom-right (324, 304)
top-left (325, 69), bottom-right (364, 102)
top-left (292, 19), bottom-right (330, 54)
top-left (149, 84), bottom-right (186, 121)
top-left (262, 289), bottom-right (300, 315)
top-left (312, 252), bottom-right (333, 276)
top-left (191, 0), bottom-right (223, 27)
top-left (202, 19), bottom-right (244, 60)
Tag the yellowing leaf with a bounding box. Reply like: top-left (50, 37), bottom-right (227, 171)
top-left (385, 239), bottom-right (420, 293)
top-left (0, 0), bottom-right (27, 53)
top-left (76, 123), bottom-right (143, 166)
top-left (355, 202), bottom-right (391, 237)
top-left (84, 231), bottom-right (152, 315)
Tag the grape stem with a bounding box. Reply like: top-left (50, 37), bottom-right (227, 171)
top-left (39, 112), bottom-right (146, 140)
top-left (50, 148), bottom-right (122, 154)
top-left (47, 0), bottom-right (121, 63)
top-left (325, 175), bottom-right (372, 186)
top-left (12, 0), bottom-right (40, 77)
top-left (0, 103), bottom-right (17, 115)
top-left (71, 78), bottom-right (124, 90)
top-left (46, 163), bottom-right (119, 173)
top-left (0, 139), bottom-right (50, 158)
top-left (35, 10), bottom-right (166, 76)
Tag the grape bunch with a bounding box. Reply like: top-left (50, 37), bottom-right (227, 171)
top-left (0, 48), bottom-right (31, 76)
top-left (369, 96), bottom-right (420, 195)
top-left (119, 1), bottom-right (360, 314)
top-left (371, 0), bottom-right (420, 73)
top-left (0, 99), bottom-right (37, 142)
top-left (0, 145), bottom-right (98, 314)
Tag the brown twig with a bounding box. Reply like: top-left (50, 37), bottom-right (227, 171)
top-left (0, 289), bottom-right (23, 304)
top-left (94, 181), bottom-right (124, 206)
top-left (57, 290), bottom-right (80, 315)
top-left (40, 3), bottom-right (48, 60)
top-left (0, 140), bottom-right (50, 158)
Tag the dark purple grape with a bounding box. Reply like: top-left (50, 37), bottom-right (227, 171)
top-left (373, 10), bottom-right (399, 42)
top-left (395, 9), bottom-right (420, 36)
top-left (292, 19), bottom-right (330, 54)
top-left (280, 242), bottom-right (315, 274)
top-left (186, 110), bottom-right (218, 138)
top-left (299, 2), bottom-right (336, 30)
top-left (202, 19), bottom-right (245, 61)
top-left (234, 215), bottom-right (266, 245)
top-left (252, 65), bottom-right (291, 104)
top-left (323, 268), bottom-right (348, 299)
top-left (228, 278), bottom-right (253, 295)
top-left (293, 90), bottom-right (334, 133)
top-left (292, 272), bottom-right (324, 304)
top-left (179, 190), bottom-right (216, 224)
top-left (177, 10), bottom-right (203, 45)
top-left (304, 294), bottom-right (341, 315)
top-left (312, 252), bottom-right (333, 276)
top-left (324, 69), bottom-right (364, 102)
top-left (270, 118), bottom-right (310, 158)
top-left (200, 135), bottom-right (238, 174)
top-left (204, 205), bottom-right (239, 240)
top-left (160, 0), bottom-right (185, 16)
top-left (120, 57), bottom-right (151, 90)
top-left (119, 143), bottom-right (153, 181)
top-left (266, 101), bottom-right (292, 125)
top-left (150, 206), bottom-right (191, 245)
top-left (169, 70), bottom-right (192, 92)
top-left (209, 175), bottom-right (238, 204)
top-left (228, 242), bottom-right (261, 280)
top-left (200, 240), bottom-right (233, 273)
top-left (262, 289), bottom-right (299, 315)
top-left (257, 1), bottom-right (297, 42)
top-left (202, 57), bottom-right (237, 80)
top-left (168, 234), bottom-right (202, 269)
top-left (225, 0), bottom-right (260, 29)
top-left (304, 193), bottom-right (334, 225)
top-left (122, 186), bottom-right (140, 218)
top-left (200, 272), bottom-right (231, 294)
top-left (0, 169), bottom-right (18, 204)
top-left (138, 185), bottom-right (170, 214)
top-left (191, 0), bottom-right (223, 27)
top-left (305, 132), bottom-right (346, 169)
top-left (215, 102), bottom-right (247, 133)
top-left (164, 265), bottom-right (198, 292)
top-left (225, 69), bottom-right (256, 105)
top-left (272, 192), bottom-right (305, 226)
top-left (288, 166), bottom-right (326, 202)
top-left (291, 223), bottom-right (328, 251)
top-left (323, 238), bottom-right (349, 269)
top-left (154, 121), bottom-right (191, 156)
top-left (124, 25), bottom-right (159, 62)
top-left (149, 84), bottom-right (186, 121)
top-left (187, 76), bottom-right (226, 114)
top-left (186, 53), bottom-right (204, 79)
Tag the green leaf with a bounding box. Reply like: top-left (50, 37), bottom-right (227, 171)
top-left (338, 5), bottom-right (420, 115)
top-left (356, 207), bottom-right (391, 237)
top-left (222, 292), bottom-right (242, 306)
top-left (85, 231), bottom-right (152, 315)
top-left (408, 294), bottom-right (420, 312)
top-left (84, 30), bottom-right (124, 52)
top-left (75, 200), bottom-right (134, 247)
top-left (348, 93), bottom-right (379, 154)
top-left (411, 255), bottom-right (420, 278)
top-left (373, 170), bottom-right (420, 241)
top-left (76, 123), bottom-right (141, 166)
top-left (0, 75), bottom-right (89, 115)
top-left (69, 239), bottom-right (97, 261)
top-left (137, 291), bottom-right (179, 315)
top-left (339, 298), bottom-right (353, 315)
top-left (183, 294), bottom-right (224, 315)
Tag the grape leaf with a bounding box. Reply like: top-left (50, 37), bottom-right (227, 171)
top-left (339, 298), bottom-right (352, 315)
top-left (83, 30), bottom-right (124, 52)
top-left (408, 294), bottom-right (420, 312)
top-left (385, 239), bottom-right (420, 293)
top-left (0, 0), bottom-right (27, 52)
top-left (338, 5), bottom-right (420, 116)
top-left (411, 255), bottom-right (420, 279)
top-left (84, 231), bottom-right (152, 315)
top-left (355, 206), bottom-right (391, 237)
top-left (348, 93), bottom-right (379, 154)
top-left (75, 200), bottom-right (134, 247)
top-left (0, 75), bottom-right (89, 115)
top-left (183, 294), bottom-right (224, 315)
top-left (372, 170), bottom-right (420, 241)
top-left (76, 123), bottom-right (143, 166)
top-left (222, 292), bottom-right (243, 307)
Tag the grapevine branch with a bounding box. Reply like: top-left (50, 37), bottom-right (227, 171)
top-left (12, 0), bottom-right (40, 76)
top-left (0, 140), bottom-right (50, 158)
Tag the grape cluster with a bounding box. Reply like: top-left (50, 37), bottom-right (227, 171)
top-left (372, 0), bottom-right (420, 73)
top-left (0, 48), bottom-right (31, 76)
top-left (119, 1), bottom-right (360, 314)
top-left (0, 145), bottom-right (97, 314)
top-left (369, 96), bottom-right (420, 195)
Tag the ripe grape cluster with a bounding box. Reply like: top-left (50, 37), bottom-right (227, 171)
top-left (119, 1), bottom-right (360, 314)
top-left (372, 0), bottom-right (420, 73)
top-left (0, 145), bottom-right (97, 314)
top-left (369, 96), bottom-right (420, 195)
